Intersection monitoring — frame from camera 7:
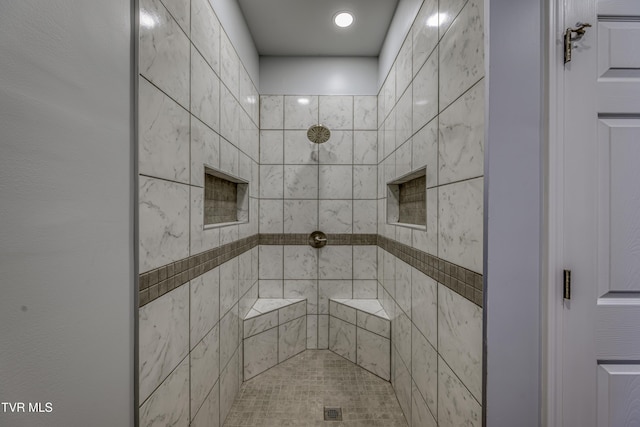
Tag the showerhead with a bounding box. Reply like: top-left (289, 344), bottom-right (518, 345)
top-left (307, 124), bottom-right (331, 144)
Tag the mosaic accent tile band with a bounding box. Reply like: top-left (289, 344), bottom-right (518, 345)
top-left (139, 234), bottom-right (483, 308)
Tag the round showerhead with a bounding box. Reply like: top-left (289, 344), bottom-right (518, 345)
top-left (307, 124), bottom-right (331, 144)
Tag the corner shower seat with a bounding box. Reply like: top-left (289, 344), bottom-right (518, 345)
top-left (242, 298), bottom-right (307, 380)
top-left (328, 298), bottom-right (391, 381)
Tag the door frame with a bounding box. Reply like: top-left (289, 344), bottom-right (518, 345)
top-left (544, 0), bottom-right (567, 425)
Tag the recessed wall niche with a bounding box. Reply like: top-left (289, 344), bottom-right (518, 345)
top-left (387, 168), bottom-right (427, 228)
top-left (204, 167), bottom-right (249, 227)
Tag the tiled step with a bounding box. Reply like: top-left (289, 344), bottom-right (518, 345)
top-left (328, 299), bottom-right (391, 381)
top-left (242, 298), bottom-right (307, 380)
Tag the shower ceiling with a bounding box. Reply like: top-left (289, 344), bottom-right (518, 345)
top-left (237, 0), bottom-right (400, 56)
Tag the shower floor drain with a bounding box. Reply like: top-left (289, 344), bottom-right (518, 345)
top-left (323, 407), bottom-right (343, 421)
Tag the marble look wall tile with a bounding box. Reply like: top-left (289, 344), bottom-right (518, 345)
top-left (319, 200), bottom-right (353, 233)
top-left (396, 88), bottom-right (413, 148)
top-left (239, 282), bottom-right (258, 319)
top-left (439, 80), bottom-right (484, 185)
top-left (412, 119), bottom-right (438, 188)
top-left (219, 304), bottom-right (239, 368)
top-left (284, 165), bottom-right (318, 199)
top-left (239, 70), bottom-right (258, 123)
top-left (384, 112), bottom-right (396, 159)
top-left (190, 325), bottom-right (219, 417)
top-left (220, 138), bottom-right (239, 180)
top-left (382, 249), bottom-right (396, 299)
top-left (220, 32), bottom-right (239, 98)
top-left (220, 258), bottom-right (239, 316)
top-left (191, 47), bottom-right (220, 132)
top-left (319, 96), bottom-right (353, 130)
top-left (279, 316), bottom-right (306, 362)
top-left (243, 327), bottom-right (278, 380)
top-left (190, 267), bottom-right (220, 348)
top-left (284, 200), bottom-right (318, 233)
top-left (319, 165), bottom-right (352, 199)
top-left (260, 130), bottom-right (284, 164)
top-left (257, 280), bottom-right (283, 298)
top-left (357, 311), bottom-right (390, 338)
top-left (412, 381), bottom-right (437, 427)
top-left (284, 96), bottom-right (318, 129)
top-left (377, 127), bottom-right (385, 164)
top-left (353, 246), bottom-right (377, 280)
top-left (353, 280), bottom-right (377, 298)
top-left (284, 280), bottom-right (318, 313)
top-left (412, 0), bottom-right (438, 76)
top-left (220, 87), bottom-right (239, 147)
top-left (354, 96), bottom-right (377, 130)
top-left (353, 166), bottom-right (377, 199)
top-left (439, 0), bottom-right (484, 111)
top-left (438, 358), bottom-right (481, 427)
top-left (259, 165), bottom-right (283, 198)
top-left (190, 0), bottom-right (219, 74)
top-left (330, 300), bottom-right (356, 324)
top-left (219, 348), bottom-right (239, 425)
top-left (284, 246), bottom-right (318, 280)
top-left (329, 316), bottom-right (356, 363)
top-left (382, 65), bottom-right (396, 120)
top-left (139, 357), bottom-right (189, 427)
top-left (395, 259), bottom-right (412, 317)
top-left (260, 96), bottom-right (284, 129)
top-left (438, 0), bottom-right (468, 36)
top-left (394, 311), bottom-right (412, 370)
top-left (284, 131), bottom-right (319, 164)
top-left (139, 176), bottom-right (189, 273)
top-left (438, 178), bottom-right (483, 273)
top-left (190, 187), bottom-right (220, 254)
top-left (319, 130), bottom-right (353, 165)
top-left (139, 0), bottom-right (190, 108)
top-left (396, 226), bottom-right (412, 246)
top-left (357, 328), bottom-right (391, 380)
top-left (319, 246), bottom-right (352, 280)
top-left (393, 346), bottom-right (412, 425)
top-left (412, 325), bottom-right (438, 416)
top-left (139, 77), bottom-right (189, 184)
top-left (413, 51), bottom-right (438, 134)
top-left (411, 268), bottom-right (437, 347)
top-left (139, 285), bottom-right (189, 402)
top-left (279, 301), bottom-right (306, 323)
top-left (259, 199), bottom-right (283, 233)
top-left (395, 139), bottom-right (412, 179)
top-left (396, 37), bottom-right (413, 100)
top-left (318, 315), bottom-right (329, 349)
top-left (354, 200), bottom-right (377, 234)
top-left (438, 284), bottom-right (483, 401)
top-left (258, 245), bottom-right (283, 280)
top-left (306, 314), bottom-right (318, 349)
top-left (219, 223), bottom-right (239, 246)
top-left (160, 0), bottom-right (189, 35)
top-left (319, 280), bottom-right (352, 314)
top-left (411, 188), bottom-right (438, 254)
top-left (190, 381), bottom-right (219, 427)
top-left (353, 131), bottom-right (377, 164)
top-left (190, 117), bottom-right (219, 187)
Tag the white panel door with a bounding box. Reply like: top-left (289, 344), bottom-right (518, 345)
top-left (563, 0), bottom-right (640, 426)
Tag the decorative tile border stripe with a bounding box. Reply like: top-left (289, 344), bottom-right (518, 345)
top-left (259, 233), bottom-right (378, 246)
top-left (138, 233), bottom-right (482, 308)
top-left (377, 235), bottom-right (483, 307)
top-left (138, 234), bottom-right (259, 307)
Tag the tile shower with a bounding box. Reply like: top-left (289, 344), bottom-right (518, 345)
top-left (137, 0), bottom-right (484, 426)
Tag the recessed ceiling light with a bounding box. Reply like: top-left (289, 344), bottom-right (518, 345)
top-left (334, 12), bottom-right (354, 28)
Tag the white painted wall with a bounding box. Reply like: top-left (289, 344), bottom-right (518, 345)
top-left (485, 0), bottom-right (542, 425)
top-left (210, 0), bottom-right (260, 84)
top-left (378, 0), bottom-right (422, 89)
top-left (0, 1), bottom-right (134, 426)
top-left (259, 56), bottom-right (378, 95)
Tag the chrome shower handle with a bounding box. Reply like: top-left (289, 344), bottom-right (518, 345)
top-left (308, 231), bottom-right (328, 248)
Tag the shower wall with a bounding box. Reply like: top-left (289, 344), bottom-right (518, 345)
top-left (376, 0), bottom-right (484, 425)
top-left (137, 0), bottom-right (259, 424)
top-left (257, 95), bottom-right (379, 349)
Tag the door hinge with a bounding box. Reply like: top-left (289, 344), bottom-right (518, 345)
top-left (564, 22), bottom-right (592, 64)
top-left (563, 269), bottom-right (571, 299)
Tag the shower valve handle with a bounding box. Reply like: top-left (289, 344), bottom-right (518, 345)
top-left (308, 231), bottom-right (328, 248)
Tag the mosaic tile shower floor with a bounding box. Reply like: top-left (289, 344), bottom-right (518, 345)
top-left (223, 350), bottom-right (408, 427)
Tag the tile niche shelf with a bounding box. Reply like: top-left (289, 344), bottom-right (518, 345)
top-left (204, 166), bottom-right (249, 228)
top-left (387, 167), bottom-right (427, 229)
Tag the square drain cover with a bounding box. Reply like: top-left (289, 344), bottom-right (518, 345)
top-left (324, 407), bottom-right (343, 421)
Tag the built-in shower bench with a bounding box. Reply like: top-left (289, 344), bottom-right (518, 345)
top-left (328, 299), bottom-right (391, 380)
top-left (242, 298), bottom-right (307, 380)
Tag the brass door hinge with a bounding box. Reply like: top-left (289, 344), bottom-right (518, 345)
top-left (564, 22), bottom-right (592, 64)
top-left (563, 269), bottom-right (571, 300)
